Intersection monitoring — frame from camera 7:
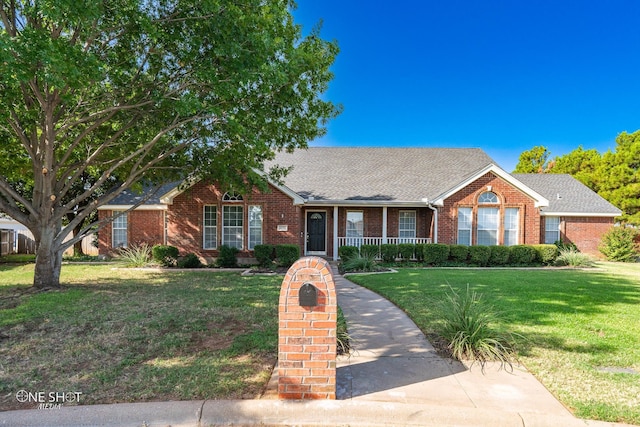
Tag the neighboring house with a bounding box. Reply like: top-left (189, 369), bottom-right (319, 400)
top-left (0, 214), bottom-right (35, 255)
top-left (97, 147), bottom-right (621, 261)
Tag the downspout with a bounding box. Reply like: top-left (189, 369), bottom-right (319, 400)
top-left (427, 204), bottom-right (438, 243)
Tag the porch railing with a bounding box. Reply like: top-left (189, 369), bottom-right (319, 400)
top-left (337, 236), bottom-right (432, 260)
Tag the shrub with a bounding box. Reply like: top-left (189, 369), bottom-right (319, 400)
top-left (414, 244), bottom-right (426, 262)
top-left (338, 246), bottom-right (359, 263)
top-left (508, 245), bottom-right (537, 265)
top-left (533, 244), bottom-right (559, 265)
top-left (438, 285), bottom-right (520, 371)
top-left (341, 252), bottom-right (377, 273)
top-left (398, 243), bottom-right (415, 261)
top-left (555, 240), bottom-right (578, 252)
top-left (276, 244), bottom-right (300, 267)
top-left (488, 245), bottom-right (510, 266)
top-left (556, 248), bottom-right (594, 267)
top-left (599, 227), bottom-right (639, 262)
top-left (359, 244), bottom-right (379, 259)
top-left (423, 244), bottom-right (450, 265)
top-left (449, 245), bottom-right (469, 263)
top-left (152, 245), bottom-right (179, 267)
top-left (468, 245), bottom-right (491, 266)
top-left (118, 244), bottom-right (153, 267)
top-left (177, 253), bottom-right (203, 268)
top-left (217, 245), bottom-right (239, 268)
top-left (380, 244), bottom-right (398, 263)
top-left (253, 244), bottom-right (275, 268)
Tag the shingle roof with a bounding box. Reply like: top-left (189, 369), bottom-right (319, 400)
top-left (513, 174), bottom-right (621, 216)
top-left (268, 147), bottom-right (495, 202)
top-left (107, 182), bottom-right (180, 206)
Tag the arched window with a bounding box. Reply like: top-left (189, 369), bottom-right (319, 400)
top-left (478, 191), bottom-right (498, 204)
top-left (222, 191), bottom-right (243, 202)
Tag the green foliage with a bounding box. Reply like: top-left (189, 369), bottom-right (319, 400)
top-left (341, 253), bottom-right (377, 273)
top-left (336, 307), bottom-right (351, 355)
top-left (508, 245), bottom-right (537, 265)
top-left (253, 244), bottom-right (275, 269)
top-left (152, 245), bottom-right (179, 267)
top-left (438, 285), bottom-right (518, 370)
top-left (217, 245), bottom-right (239, 268)
top-left (177, 253), bottom-right (203, 269)
top-left (338, 246), bottom-right (359, 263)
top-left (359, 244), bottom-right (379, 259)
top-left (598, 227), bottom-right (639, 262)
top-left (513, 145), bottom-right (551, 173)
top-left (118, 244), bottom-right (153, 267)
top-left (556, 249), bottom-right (594, 267)
top-left (380, 244), bottom-right (398, 263)
top-left (549, 146), bottom-right (602, 191)
top-left (398, 243), bottom-right (415, 261)
top-left (449, 245), bottom-right (469, 263)
top-left (468, 246), bottom-right (491, 266)
top-left (488, 245), bottom-right (510, 266)
top-left (532, 244), bottom-right (559, 265)
top-left (423, 244), bottom-right (450, 265)
top-left (555, 240), bottom-right (579, 252)
top-left (414, 244), bottom-right (426, 262)
top-left (275, 244), bottom-right (300, 268)
top-left (0, 0), bottom-right (340, 288)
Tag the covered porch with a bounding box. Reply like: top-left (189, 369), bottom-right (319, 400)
top-left (302, 204), bottom-right (437, 260)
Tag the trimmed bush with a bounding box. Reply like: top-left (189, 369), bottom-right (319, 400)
top-left (488, 245), bottom-right (510, 266)
top-left (508, 245), bottom-right (537, 265)
top-left (177, 253), bottom-right (203, 268)
top-left (253, 244), bottom-right (275, 268)
top-left (469, 245), bottom-right (491, 266)
top-left (360, 244), bottom-right (379, 259)
top-left (338, 245), bottom-right (359, 262)
top-left (380, 244), bottom-right (398, 263)
top-left (152, 245), bottom-right (179, 267)
top-left (449, 245), bottom-right (469, 263)
top-left (217, 245), bottom-right (239, 268)
top-left (398, 243), bottom-right (415, 261)
top-left (423, 243), bottom-right (450, 265)
top-left (276, 244), bottom-right (300, 267)
top-left (414, 244), bottom-right (426, 262)
top-left (533, 244), bottom-right (559, 265)
top-left (599, 227), bottom-right (639, 262)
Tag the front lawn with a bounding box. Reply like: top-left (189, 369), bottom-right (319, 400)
top-left (347, 263), bottom-right (640, 425)
top-left (0, 264), bottom-right (281, 411)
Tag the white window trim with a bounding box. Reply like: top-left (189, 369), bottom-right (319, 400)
top-left (222, 205), bottom-right (244, 249)
top-left (503, 207), bottom-right (519, 246)
top-left (457, 207), bottom-right (472, 246)
top-left (203, 205), bottom-right (217, 250)
top-left (112, 211), bottom-right (128, 248)
top-left (248, 205), bottom-right (263, 250)
top-left (477, 207), bottom-right (500, 246)
top-left (545, 216), bottom-right (561, 244)
top-left (399, 210), bottom-right (417, 240)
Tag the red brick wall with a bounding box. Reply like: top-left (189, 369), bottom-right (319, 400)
top-left (561, 217), bottom-right (615, 255)
top-left (166, 181), bottom-right (301, 261)
top-left (97, 209), bottom-right (165, 256)
top-left (438, 172), bottom-right (541, 245)
top-left (336, 207), bottom-right (433, 239)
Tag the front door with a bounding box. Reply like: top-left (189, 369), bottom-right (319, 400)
top-left (306, 211), bottom-right (326, 254)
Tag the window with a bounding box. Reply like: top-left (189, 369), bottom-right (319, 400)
top-left (346, 211), bottom-right (363, 246)
top-left (399, 211), bottom-right (416, 242)
top-left (479, 191), bottom-right (499, 204)
top-left (223, 205), bottom-right (243, 249)
top-left (457, 207), bottom-right (472, 246)
top-left (545, 216), bottom-right (561, 244)
top-left (112, 212), bottom-right (128, 248)
top-left (203, 206), bottom-right (217, 249)
top-left (503, 208), bottom-right (519, 246)
top-left (248, 205), bottom-right (263, 250)
top-left (222, 191), bottom-right (243, 201)
top-left (477, 207), bottom-right (499, 245)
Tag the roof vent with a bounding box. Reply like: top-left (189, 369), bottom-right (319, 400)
top-left (557, 193), bottom-right (562, 200)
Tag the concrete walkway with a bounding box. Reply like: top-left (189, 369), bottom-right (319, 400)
top-left (2, 266), bottom-right (636, 427)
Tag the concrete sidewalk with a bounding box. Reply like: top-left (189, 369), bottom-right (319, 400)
top-left (2, 267), bottom-right (636, 427)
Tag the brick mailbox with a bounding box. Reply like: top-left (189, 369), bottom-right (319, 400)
top-left (278, 256), bottom-right (337, 399)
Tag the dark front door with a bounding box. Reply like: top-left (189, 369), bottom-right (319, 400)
top-left (307, 211), bottom-right (326, 253)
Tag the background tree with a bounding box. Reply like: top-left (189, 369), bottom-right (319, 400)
top-left (0, 0), bottom-right (340, 288)
top-left (548, 146), bottom-right (602, 192)
top-left (596, 131), bottom-right (640, 225)
top-left (513, 145), bottom-right (551, 173)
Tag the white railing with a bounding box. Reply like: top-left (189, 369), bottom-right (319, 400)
top-left (337, 237), bottom-right (432, 248)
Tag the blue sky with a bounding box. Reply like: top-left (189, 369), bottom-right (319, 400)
top-left (293, 1), bottom-right (640, 171)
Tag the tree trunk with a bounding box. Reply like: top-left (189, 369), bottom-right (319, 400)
top-left (33, 226), bottom-right (63, 289)
top-left (73, 223), bottom-right (85, 257)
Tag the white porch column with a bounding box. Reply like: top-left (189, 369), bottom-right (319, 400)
top-left (333, 205), bottom-right (339, 260)
top-left (382, 206), bottom-right (388, 244)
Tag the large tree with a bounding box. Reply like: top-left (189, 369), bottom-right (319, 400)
top-left (0, 0), bottom-right (340, 288)
top-left (513, 145), bottom-right (551, 173)
top-left (547, 146), bottom-right (602, 192)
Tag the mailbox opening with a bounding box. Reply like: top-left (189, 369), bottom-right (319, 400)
top-left (299, 282), bottom-right (318, 307)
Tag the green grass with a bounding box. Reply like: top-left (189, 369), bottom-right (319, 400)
top-left (0, 264), bottom-right (281, 410)
top-left (347, 262), bottom-right (640, 425)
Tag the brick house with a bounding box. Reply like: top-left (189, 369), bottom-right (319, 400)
top-left (97, 147), bottom-right (621, 261)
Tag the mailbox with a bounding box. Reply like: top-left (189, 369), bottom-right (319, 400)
top-left (299, 282), bottom-right (318, 307)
